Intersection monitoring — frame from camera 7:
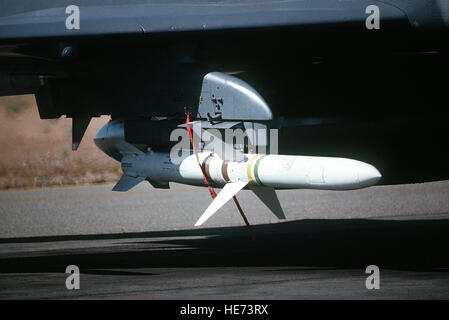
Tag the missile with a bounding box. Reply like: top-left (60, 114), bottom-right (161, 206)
top-left (116, 151), bottom-right (381, 192)
top-left (94, 70), bottom-right (382, 228)
top-left (95, 121), bottom-right (381, 226)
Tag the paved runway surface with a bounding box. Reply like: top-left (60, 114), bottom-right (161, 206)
top-left (0, 181), bottom-right (448, 299)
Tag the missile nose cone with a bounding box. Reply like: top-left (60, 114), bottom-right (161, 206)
top-left (358, 163), bottom-right (382, 186)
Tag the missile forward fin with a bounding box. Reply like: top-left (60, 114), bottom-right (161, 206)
top-left (112, 174), bottom-right (145, 192)
top-left (194, 181), bottom-right (248, 226)
top-left (249, 185), bottom-right (286, 220)
top-left (147, 179), bottom-right (170, 189)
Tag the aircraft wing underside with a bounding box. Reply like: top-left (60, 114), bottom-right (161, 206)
top-left (0, 0), bottom-right (448, 185)
top-left (0, 0), bottom-right (422, 40)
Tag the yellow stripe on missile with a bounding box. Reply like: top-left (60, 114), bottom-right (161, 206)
top-left (246, 155), bottom-right (261, 184)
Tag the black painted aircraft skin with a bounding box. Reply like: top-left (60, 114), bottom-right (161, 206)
top-left (0, 0), bottom-right (448, 184)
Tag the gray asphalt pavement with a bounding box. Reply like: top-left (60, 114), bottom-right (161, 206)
top-left (0, 181), bottom-right (448, 299)
top-left (1, 180), bottom-right (449, 238)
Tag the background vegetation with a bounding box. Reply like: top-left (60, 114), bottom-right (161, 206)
top-left (0, 95), bottom-right (121, 189)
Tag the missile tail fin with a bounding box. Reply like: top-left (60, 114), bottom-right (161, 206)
top-left (195, 181), bottom-right (248, 226)
top-left (112, 174), bottom-right (145, 192)
top-left (249, 185), bottom-right (286, 220)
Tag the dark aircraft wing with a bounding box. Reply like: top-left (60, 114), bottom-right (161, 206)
top-left (0, 0), bottom-right (448, 184)
top-left (0, 0), bottom-right (419, 39)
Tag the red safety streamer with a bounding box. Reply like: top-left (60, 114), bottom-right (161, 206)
top-left (232, 196), bottom-right (256, 241)
top-left (185, 112), bottom-right (256, 240)
top-left (185, 112), bottom-right (216, 199)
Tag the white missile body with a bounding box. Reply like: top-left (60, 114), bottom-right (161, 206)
top-left (122, 151), bottom-right (381, 191)
top-left (95, 120), bottom-right (381, 227)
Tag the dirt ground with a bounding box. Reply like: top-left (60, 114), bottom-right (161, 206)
top-left (0, 95), bottom-right (121, 189)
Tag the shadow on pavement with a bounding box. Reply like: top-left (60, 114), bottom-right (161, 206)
top-left (0, 218), bottom-right (448, 274)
